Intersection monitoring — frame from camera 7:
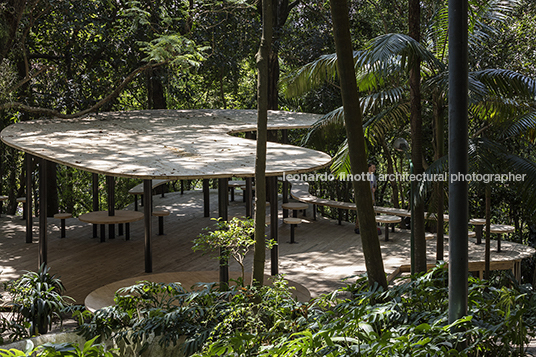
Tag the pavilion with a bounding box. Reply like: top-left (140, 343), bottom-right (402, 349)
top-left (0, 109), bottom-right (332, 278)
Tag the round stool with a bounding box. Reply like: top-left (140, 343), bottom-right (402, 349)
top-left (283, 217), bottom-right (302, 243)
top-left (469, 218), bottom-right (486, 245)
top-left (282, 202), bottom-right (308, 218)
top-left (375, 215), bottom-right (401, 242)
top-left (152, 210), bottom-right (170, 236)
top-left (54, 213), bottom-right (73, 238)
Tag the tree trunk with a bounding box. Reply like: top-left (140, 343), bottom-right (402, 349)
top-left (380, 138), bottom-right (399, 208)
top-left (330, 0), bottom-right (387, 289)
top-left (409, 0), bottom-right (427, 273)
top-left (434, 94), bottom-right (445, 261)
top-left (252, 0), bottom-right (273, 286)
top-left (147, 67), bottom-right (166, 109)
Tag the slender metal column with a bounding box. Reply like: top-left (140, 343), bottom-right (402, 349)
top-left (25, 154), bottom-right (33, 243)
top-left (92, 173), bottom-right (99, 238)
top-left (218, 178), bottom-right (229, 287)
top-left (281, 130), bottom-right (289, 218)
top-left (143, 179), bottom-right (153, 273)
top-left (203, 179), bottom-right (210, 217)
top-left (448, 0), bottom-right (469, 328)
top-left (38, 158), bottom-right (48, 268)
top-left (106, 176), bottom-right (115, 239)
top-left (269, 176), bottom-right (279, 275)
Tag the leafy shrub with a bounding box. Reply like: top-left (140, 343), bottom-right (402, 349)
top-left (2, 264), bottom-right (73, 338)
top-left (74, 265), bottom-right (536, 357)
top-left (0, 336), bottom-right (117, 357)
top-left (193, 217), bottom-right (275, 283)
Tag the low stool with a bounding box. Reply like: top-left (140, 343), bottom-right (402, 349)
top-left (54, 213), bottom-right (73, 238)
top-left (153, 210), bottom-right (170, 235)
top-left (284, 217), bottom-right (302, 244)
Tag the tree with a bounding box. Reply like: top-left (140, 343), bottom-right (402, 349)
top-left (408, 0), bottom-right (426, 273)
top-left (330, 0), bottom-right (387, 289)
top-left (252, 0), bottom-right (273, 286)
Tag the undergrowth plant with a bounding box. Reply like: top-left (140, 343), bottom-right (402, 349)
top-left (2, 264), bottom-right (72, 339)
top-left (0, 336), bottom-right (118, 357)
top-left (73, 264), bottom-right (536, 357)
top-left (193, 217), bottom-right (275, 283)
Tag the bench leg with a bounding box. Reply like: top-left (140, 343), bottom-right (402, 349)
top-left (391, 223), bottom-right (395, 233)
top-left (126, 223), bottom-right (130, 240)
top-left (60, 219), bottom-right (66, 238)
top-left (134, 197), bottom-right (138, 211)
top-left (118, 223), bottom-right (124, 236)
top-left (497, 234), bottom-right (501, 252)
top-left (475, 225), bottom-right (483, 245)
top-left (100, 224), bottom-right (106, 243)
top-left (230, 187), bottom-right (235, 202)
top-left (338, 209), bottom-right (342, 225)
top-left (384, 224), bottom-right (389, 242)
top-left (313, 204), bottom-right (316, 220)
top-left (158, 216), bottom-right (164, 235)
top-left (92, 224), bottom-right (98, 238)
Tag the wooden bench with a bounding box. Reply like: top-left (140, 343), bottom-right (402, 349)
top-left (228, 180), bottom-right (246, 202)
top-left (129, 179), bottom-right (174, 210)
top-left (78, 210), bottom-right (144, 242)
top-left (152, 210), bottom-right (170, 235)
top-left (375, 215), bottom-right (401, 241)
top-left (54, 213), bottom-right (73, 238)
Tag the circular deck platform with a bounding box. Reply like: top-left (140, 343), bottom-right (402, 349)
top-left (85, 271), bottom-right (311, 312)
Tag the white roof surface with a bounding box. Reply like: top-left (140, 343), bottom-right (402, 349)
top-left (1, 109), bottom-right (332, 179)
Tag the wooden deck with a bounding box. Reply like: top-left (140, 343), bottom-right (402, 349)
top-left (1, 189), bottom-right (535, 305)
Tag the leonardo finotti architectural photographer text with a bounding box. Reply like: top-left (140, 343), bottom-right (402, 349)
top-left (283, 172), bottom-right (526, 184)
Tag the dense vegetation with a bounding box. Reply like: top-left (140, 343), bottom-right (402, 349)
top-left (4, 265), bottom-right (535, 356)
top-left (2, 0), bottom-right (536, 354)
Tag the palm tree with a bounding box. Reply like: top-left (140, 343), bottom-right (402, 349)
top-left (282, 0), bottom-right (536, 267)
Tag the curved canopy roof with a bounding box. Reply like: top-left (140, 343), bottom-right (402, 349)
top-left (1, 109), bottom-right (332, 179)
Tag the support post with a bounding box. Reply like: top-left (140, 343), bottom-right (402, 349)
top-left (269, 176), bottom-right (279, 275)
top-left (38, 158), bottom-right (48, 268)
top-left (218, 178), bottom-right (229, 288)
top-left (92, 173), bottom-right (99, 238)
top-left (25, 154), bottom-right (33, 243)
top-left (143, 179), bottom-right (153, 273)
top-left (106, 176), bottom-right (115, 239)
top-left (245, 178), bottom-right (253, 218)
top-left (448, 0), bottom-right (469, 332)
top-left (203, 179), bottom-right (210, 217)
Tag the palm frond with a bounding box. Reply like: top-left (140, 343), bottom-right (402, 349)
top-left (468, 0), bottom-right (519, 51)
top-left (471, 69), bottom-right (536, 99)
top-left (301, 107), bottom-right (344, 145)
top-left (330, 139), bottom-right (351, 176)
top-left (361, 86), bottom-right (407, 114)
top-left (359, 33), bottom-right (445, 74)
top-left (501, 111), bottom-right (536, 139)
top-left (282, 52), bottom-right (342, 98)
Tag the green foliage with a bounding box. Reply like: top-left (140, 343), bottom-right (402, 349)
top-left (0, 336), bottom-right (118, 357)
top-left (2, 264), bottom-right (73, 338)
top-left (193, 217), bottom-right (275, 282)
top-left (73, 266), bottom-right (536, 356)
